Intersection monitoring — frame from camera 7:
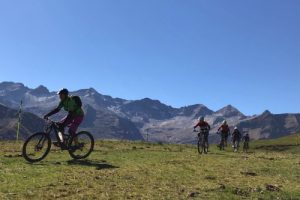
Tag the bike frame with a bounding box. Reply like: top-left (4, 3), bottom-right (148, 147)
top-left (243, 141), bottom-right (249, 152)
top-left (44, 120), bottom-right (71, 149)
top-left (198, 132), bottom-right (207, 146)
top-left (218, 132), bottom-right (226, 150)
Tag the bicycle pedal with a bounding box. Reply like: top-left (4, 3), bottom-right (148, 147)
top-left (53, 142), bottom-right (61, 148)
top-left (61, 146), bottom-right (68, 150)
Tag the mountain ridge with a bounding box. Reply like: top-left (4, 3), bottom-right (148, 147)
top-left (0, 81), bottom-right (299, 143)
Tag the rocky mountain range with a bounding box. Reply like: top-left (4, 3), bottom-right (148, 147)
top-left (0, 81), bottom-right (299, 143)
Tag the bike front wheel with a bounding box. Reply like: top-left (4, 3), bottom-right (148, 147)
top-left (22, 132), bottom-right (51, 163)
top-left (219, 138), bottom-right (225, 151)
top-left (197, 140), bottom-right (203, 154)
top-left (68, 131), bottom-right (94, 160)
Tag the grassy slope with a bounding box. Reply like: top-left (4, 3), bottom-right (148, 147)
top-left (0, 135), bottom-right (300, 200)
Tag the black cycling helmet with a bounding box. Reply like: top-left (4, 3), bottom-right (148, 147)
top-left (57, 88), bottom-right (69, 95)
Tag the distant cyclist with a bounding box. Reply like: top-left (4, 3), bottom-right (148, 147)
top-left (218, 120), bottom-right (230, 147)
top-left (231, 127), bottom-right (241, 152)
top-left (43, 88), bottom-right (84, 147)
top-left (194, 116), bottom-right (211, 150)
top-left (243, 133), bottom-right (250, 152)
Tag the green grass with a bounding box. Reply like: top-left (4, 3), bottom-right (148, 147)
top-left (252, 134), bottom-right (300, 154)
top-left (1, 135), bottom-right (300, 200)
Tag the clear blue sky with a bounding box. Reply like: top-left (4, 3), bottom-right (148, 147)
top-left (0, 0), bottom-right (299, 115)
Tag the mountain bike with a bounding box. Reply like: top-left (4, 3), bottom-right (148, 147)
top-left (232, 139), bottom-right (240, 152)
top-left (22, 119), bottom-right (94, 163)
top-left (243, 141), bottom-right (249, 153)
top-left (217, 132), bottom-right (225, 151)
top-left (194, 129), bottom-right (209, 154)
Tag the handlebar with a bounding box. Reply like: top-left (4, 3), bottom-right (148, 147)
top-left (194, 128), bottom-right (210, 133)
top-left (45, 118), bottom-right (55, 124)
top-left (44, 118), bottom-right (60, 128)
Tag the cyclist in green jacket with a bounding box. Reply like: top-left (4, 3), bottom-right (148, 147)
top-left (44, 88), bottom-right (84, 146)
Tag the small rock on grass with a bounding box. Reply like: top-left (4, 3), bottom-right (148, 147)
top-left (189, 192), bottom-right (200, 198)
top-left (248, 187), bottom-right (263, 193)
top-left (265, 184), bottom-right (280, 192)
top-left (219, 184), bottom-right (226, 190)
top-left (233, 188), bottom-right (249, 197)
top-left (205, 175), bottom-right (217, 180)
top-left (241, 171), bottom-right (257, 176)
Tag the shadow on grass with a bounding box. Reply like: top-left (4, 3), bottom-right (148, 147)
top-left (208, 152), bottom-right (238, 157)
top-left (255, 144), bottom-right (299, 152)
top-left (24, 159), bottom-right (118, 170)
top-left (3, 154), bottom-right (23, 158)
top-left (27, 161), bottom-right (64, 166)
top-left (67, 159), bottom-right (119, 170)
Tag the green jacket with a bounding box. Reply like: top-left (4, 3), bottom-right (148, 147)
top-left (58, 97), bottom-right (84, 116)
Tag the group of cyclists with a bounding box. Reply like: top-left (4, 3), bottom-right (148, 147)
top-left (35, 88), bottom-right (250, 159)
top-left (194, 116), bottom-right (250, 153)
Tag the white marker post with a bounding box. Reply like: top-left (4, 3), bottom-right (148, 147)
top-left (16, 100), bottom-right (23, 142)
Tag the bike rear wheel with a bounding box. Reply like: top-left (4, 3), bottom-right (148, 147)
top-left (243, 143), bottom-right (249, 152)
top-left (68, 131), bottom-right (94, 159)
top-left (233, 141), bottom-right (239, 152)
top-left (22, 132), bottom-right (51, 163)
top-left (204, 142), bottom-right (208, 154)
